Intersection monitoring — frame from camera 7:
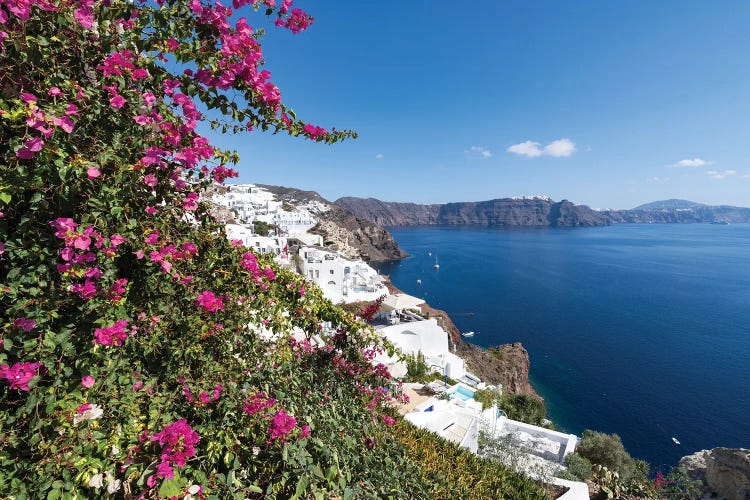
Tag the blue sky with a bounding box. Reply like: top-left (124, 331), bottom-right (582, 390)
top-left (206, 1), bottom-right (750, 209)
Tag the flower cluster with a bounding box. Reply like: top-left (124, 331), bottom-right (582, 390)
top-left (50, 218), bottom-right (128, 301)
top-left (242, 391), bottom-right (276, 415)
top-left (139, 229), bottom-right (198, 280)
top-left (13, 91), bottom-right (77, 159)
top-left (239, 251), bottom-right (276, 289)
top-left (0, 361), bottom-right (42, 391)
top-left (195, 291), bottom-right (225, 312)
top-left (268, 409), bottom-right (296, 442)
top-left (93, 319), bottom-right (131, 347)
top-left (150, 419), bottom-right (201, 479)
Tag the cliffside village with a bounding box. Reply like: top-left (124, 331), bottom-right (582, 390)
top-left (207, 184), bottom-right (588, 499)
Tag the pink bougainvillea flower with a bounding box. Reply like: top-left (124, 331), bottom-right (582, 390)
top-left (143, 173), bottom-right (158, 187)
top-left (54, 115), bottom-right (74, 133)
top-left (299, 424), bottom-right (310, 439)
top-left (132, 68), bottom-right (149, 80)
top-left (243, 392), bottom-right (275, 416)
top-left (156, 460), bottom-right (174, 479)
top-left (13, 317), bottom-right (36, 332)
top-left (144, 230), bottom-right (160, 245)
top-left (269, 409), bottom-right (296, 442)
top-left (110, 234), bottom-right (126, 247)
top-left (109, 94), bottom-right (126, 109)
top-left (93, 319), bottom-right (130, 347)
top-left (86, 167), bottom-right (100, 179)
top-left (48, 87), bottom-right (63, 97)
top-left (151, 419), bottom-right (200, 468)
top-left (73, 6), bottom-right (94, 29)
top-left (183, 192), bottom-right (199, 210)
top-left (70, 280), bottom-right (97, 300)
top-left (81, 375), bottom-right (95, 388)
top-left (196, 291), bottom-right (224, 312)
top-left (0, 362), bottom-right (42, 391)
top-left (16, 137), bottom-right (44, 159)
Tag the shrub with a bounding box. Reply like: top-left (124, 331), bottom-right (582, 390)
top-left (252, 220), bottom-right (274, 237)
top-left (499, 393), bottom-right (546, 425)
top-left (562, 452), bottom-right (593, 482)
top-left (576, 430), bottom-right (639, 483)
top-left (473, 387), bottom-right (502, 411)
top-left (405, 351), bottom-right (431, 383)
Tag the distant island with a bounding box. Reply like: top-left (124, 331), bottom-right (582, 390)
top-left (335, 196), bottom-right (750, 227)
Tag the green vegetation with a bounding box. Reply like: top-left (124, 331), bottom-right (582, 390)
top-left (405, 352), bottom-right (431, 383)
top-left (472, 387), bottom-right (502, 410)
top-left (556, 453), bottom-right (593, 482)
top-left (576, 430), bottom-right (641, 483)
top-left (498, 393), bottom-right (546, 426)
top-left (397, 423), bottom-right (549, 499)
top-left (252, 220), bottom-right (275, 237)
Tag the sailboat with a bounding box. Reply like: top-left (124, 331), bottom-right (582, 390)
top-left (433, 255), bottom-right (439, 269)
top-left (672, 437), bottom-right (681, 445)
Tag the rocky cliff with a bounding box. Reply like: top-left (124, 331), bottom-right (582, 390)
top-left (336, 196), bottom-right (609, 227)
top-left (680, 448), bottom-right (750, 500)
top-left (456, 341), bottom-right (539, 396)
top-left (336, 196), bottom-right (750, 227)
top-left (257, 185), bottom-right (407, 262)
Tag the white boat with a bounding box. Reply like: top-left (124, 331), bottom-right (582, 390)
top-left (433, 255), bottom-right (439, 269)
top-left (416, 279), bottom-right (422, 285)
top-left (672, 437), bottom-right (680, 445)
top-left (462, 331), bottom-right (475, 338)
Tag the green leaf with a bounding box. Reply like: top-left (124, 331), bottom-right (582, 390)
top-left (158, 477), bottom-right (182, 498)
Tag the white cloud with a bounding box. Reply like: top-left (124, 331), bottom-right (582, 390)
top-left (673, 158), bottom-right (714, 168)
top-left (708, 169), bottom-right (736, 180)
top-left (507, 138), bottom-right (576, 158)
top-left (544, 138), bottom-right (577, 157)
top-left (507, 141), bottom-right (543, 157)
top-left (648, 176), bottom-right (670, 182)
top-left (375, 153), bottom-right (384, 160)
top-left (465, 146), bottom-right (492, 159)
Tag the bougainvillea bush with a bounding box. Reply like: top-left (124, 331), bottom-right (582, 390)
top-left (0, 0), bottom-right (548, 498)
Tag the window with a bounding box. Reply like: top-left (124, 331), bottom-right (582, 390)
top-left (315, 270), bottom-right (319, 279)
top-left (330, 269), bottom-right (334, 275)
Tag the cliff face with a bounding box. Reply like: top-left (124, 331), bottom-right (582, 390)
top-left (680, 448), bottom-right (750, 500)
top-left (456, 342), bottom-right (538, 396)
top-left (336, 196), bottom-right (750, 227)
top-left (311, 206), bottom-right (408, 262)
top-left (335, 196), bottom-right (609, 227)
top-left (257, 185), bottom-right (407, 262)
top-left (604, 205), bottom-right (750, 224)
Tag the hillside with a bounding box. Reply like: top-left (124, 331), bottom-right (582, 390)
top-left (256, 184), bottom-right (408, 262)
top-left (336, 196), bottom-right (609, 227)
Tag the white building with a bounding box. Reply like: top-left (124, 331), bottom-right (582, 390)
top-left (225, 224), bottom-right (288, 264)
top-left (299, 247), bottom-right (386, 304)
top-left (374, 318), bottom-right (466, 381)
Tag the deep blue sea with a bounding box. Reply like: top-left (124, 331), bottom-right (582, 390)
top-left (373, 224), bottom-right (750, 470)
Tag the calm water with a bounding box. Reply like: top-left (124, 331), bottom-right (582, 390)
top-left (374, 224), bottom-right (750, 469)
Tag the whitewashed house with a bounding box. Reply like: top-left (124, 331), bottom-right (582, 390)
top-left (298, 247), bottom-right (386, 304)
top-left (374, 318), bottom-right (466, 381)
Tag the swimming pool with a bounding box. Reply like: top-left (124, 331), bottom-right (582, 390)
top-left (451, 385), bottom-right (475, 401)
